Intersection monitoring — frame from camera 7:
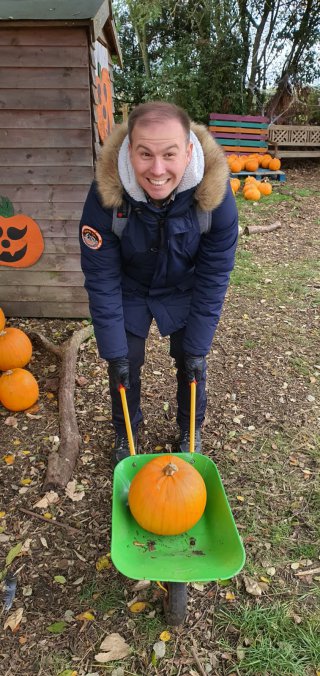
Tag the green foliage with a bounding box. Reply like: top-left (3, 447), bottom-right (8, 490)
top-left (113, 0), bottom-right (320, 122)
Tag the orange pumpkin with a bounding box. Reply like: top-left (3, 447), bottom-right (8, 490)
top-left (269, 158), bottom-right (281, 171)
top-left (128, 455), bottom-right (207, 535)
top-left (0, 307), bottom-right (5, 331)
top-left (230, 178), bottom-right (240, 193)
top-left (245, 158), bottom-right (259, 172)
top-left (0, 196), bottom-right (44, 268)
top-left (0, 327), bottom-right (32, 371)
top-left (260, 154), bottom-right (272, 169)
top-left (258, 180), bottom-right (273, 196)
top-left (244, 186), bottom-right (261, 201)
top-left (0, 368), bottom-right (39, 411)
top-left (230, 159), bottom-right (242, 173)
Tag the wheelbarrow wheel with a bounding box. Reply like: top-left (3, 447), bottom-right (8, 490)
top-left (163, 582), bottom-right (188, 626)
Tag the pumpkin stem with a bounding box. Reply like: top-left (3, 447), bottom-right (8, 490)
top-left (163, 462), bottom-right (178, 476)
top-left (0, 196), bottom-right (14, 218)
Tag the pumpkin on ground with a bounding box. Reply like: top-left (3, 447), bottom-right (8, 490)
top-left (0, 368), bottom-right (39, 411)
top-left (244, 186), bottom-right (261, 201)
top-left (258, 180), bottom-right (273, 195)
top-left (128, 454), bottom-right (207, 536)
top-left (230, 178), bottom-right (240, 193)
top-left (0, 307), bottom-right (5, 331)
top-left (0, 327), bottom-right (32, 371)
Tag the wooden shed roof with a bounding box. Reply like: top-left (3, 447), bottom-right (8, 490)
top-left (0, 0), bottom-right (122, 65)
top-left (0, 0), bottom-right (110, 21)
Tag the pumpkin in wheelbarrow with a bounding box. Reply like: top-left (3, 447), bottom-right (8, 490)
top-left (128, 454), bottom-right (207, 536)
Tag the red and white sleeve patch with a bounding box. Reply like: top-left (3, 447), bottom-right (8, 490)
top-left (81, 225), bottom-right (102, 250)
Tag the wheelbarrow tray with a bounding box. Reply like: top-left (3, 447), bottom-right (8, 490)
top-left (111, 453), bottom-right (245, 583)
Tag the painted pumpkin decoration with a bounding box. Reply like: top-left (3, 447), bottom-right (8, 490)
top-left (128, 454), bottom-right (207, 536)
top-left (0, 367), bottom-right (39, 411)
top-left (96, 66), bottom-right (114, 142)
top-left (0, 196), bottom-right (44, 268)
top-left (0, 327), bottom-right (33, 371)
top-left (0, 307), bottom-right (5, 331)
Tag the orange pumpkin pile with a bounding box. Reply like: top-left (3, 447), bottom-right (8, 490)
top-left (228, 152), bottom-right (281, 173)
top-left (0, 308), bottom-right (39, 411)
top-left (128, 454), bottom-right (207, 535)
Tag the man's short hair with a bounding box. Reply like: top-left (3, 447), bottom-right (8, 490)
top-left (128, 101), bottom-right (191, 143)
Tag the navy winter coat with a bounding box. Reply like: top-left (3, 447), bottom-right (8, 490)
top-left (80, 122), bottom-right (238, 361)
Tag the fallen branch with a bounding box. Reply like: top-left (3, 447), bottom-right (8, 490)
top-left (244, 221), bottom-right (281, 236)
top-left (19, 508), bottom-right (81, 534)
top-left (30, 325), bottom-right (94, 491)
top-left (190, 637), bottom-right (207, 676)
top-left (295, 566), bottom-right (320, 577)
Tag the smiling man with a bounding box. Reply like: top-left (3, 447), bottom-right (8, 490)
top-left (80, 101), bottom-right (238, 464)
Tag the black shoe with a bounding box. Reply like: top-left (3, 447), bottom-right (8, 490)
top-left (179, 428), bottom-right (202, 453)
top-left (112, 432), bottom-right (137, 466)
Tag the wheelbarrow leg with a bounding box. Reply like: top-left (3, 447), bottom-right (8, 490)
top-left (163, 582), bottom-right (188, 626)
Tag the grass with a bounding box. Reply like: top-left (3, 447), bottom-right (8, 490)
top-left (230, 247), bottom-right (320, 304)
top-left (214, 600), bottom-right (320, 675)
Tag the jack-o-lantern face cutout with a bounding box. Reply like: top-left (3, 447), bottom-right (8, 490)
top-left (0, 197), bottom-right (44, 268)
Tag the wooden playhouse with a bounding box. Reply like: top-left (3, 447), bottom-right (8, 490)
top-left (0, 0), bottom-right (122, 318)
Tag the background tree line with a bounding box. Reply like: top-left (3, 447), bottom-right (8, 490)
top-left (112, 0), bottom-right (320, 124)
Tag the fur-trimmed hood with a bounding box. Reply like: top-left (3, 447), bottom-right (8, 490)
top-left (96, 122), bottom-right (229, 212)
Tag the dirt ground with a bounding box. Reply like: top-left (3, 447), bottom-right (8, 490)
top-left (0, 161), bottom-right (319, 676)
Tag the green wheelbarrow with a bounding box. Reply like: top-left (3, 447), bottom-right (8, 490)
top-left (111, 383), bottom-right (245, 626)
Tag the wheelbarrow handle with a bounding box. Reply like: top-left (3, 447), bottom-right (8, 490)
top-left (118, 385), bottom-right (136, 456)
top-left (189, 380), bottom-right (196, 454)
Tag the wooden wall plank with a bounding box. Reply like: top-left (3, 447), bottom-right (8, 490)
top-left (0, 67), bottom-right (89, 89)
top-left (4, 202), bottom-right (83, 219)
top-left (0, 148), bottom-right (92, 166)
top-left (0, 301), bottom-right (90, 318)
top-left (21, 221), bottom-right (80, 237)
top-left (0, 46), bottom-right (89, 67)
top-left (0, 271), bottom-right (84, 287)
top-left (0, 89), bottom-right (90, 110)
top-left (0, 129), bottom-right (92, 148)
top-left (0, 27), bottom-right (88, 47)
top-left (0, 110), bottom-right (91, 129)
top-left (2, 284), bottom-right (87, 302)
top-left (1, 254), bottom-right (83, 272)
top-left (42, 238), bottom-right (80, 254)
top-left (1, 166), bottom-right (94, 185)
top-left (2, 185), bottom-right (89, 203)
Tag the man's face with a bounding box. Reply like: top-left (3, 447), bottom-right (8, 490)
top-left (129, 118), bottom-right (193, 202)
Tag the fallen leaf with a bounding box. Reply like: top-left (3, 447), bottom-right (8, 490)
top-left (96, 555), bottom-right (111, 572)
top-left (75, 611), bottom-right (95, 621)
top-left (0, 511), bottom-right (6, 518)
top-left (237, 495), bottom-right (245, 502)
top-left (54, 575), bottom-right (67, 585)
top-left (95, 633), bottom-right (131, 662)
top-left (266, 567), bottom-right (276, 576)
top-left (47, 621), bottom-right (67, 633)
top-left (159, 630), bottom-right (171, 642)
top-left (129, 601), bottom-right (147, 613)
top-left (43, 512), bottom-right (52, 519)
top-left (291, 562), bottom-right (300, 570)
top-left (6, 541), bottom-right (22, 567)
top-left (3, 454), bottom-right (15, 465)
top-left (65, 480), bottom-right (85, 502)
top-left (4, 607), bottom-right (23, 632)
top-left (33, 491), bottom-right (59, 509)
top-left (132, 579), bottom-right (150, 591)
top-left (153, 641), bottom-right (166, 658)
top-left (243, 575), bottom-right (263, 596)
top-left (58, 671), bottom-right (78, 676)
top-left (20, 478), bottom-right (32, 486)
top-left (4, 416), bottom-right (18, 427)
top-left (226, 591), bottom-right (236, 601)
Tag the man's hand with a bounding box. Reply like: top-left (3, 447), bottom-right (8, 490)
top-left (108, 357), bottom-right (130, 389)
top-left (184, 354), bottom-right (206, 383)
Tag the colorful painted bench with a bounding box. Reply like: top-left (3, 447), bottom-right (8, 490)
top-left (208, 112), bottom-right (269, 155)
top-left (208, 113), bottom-right (286, 181)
